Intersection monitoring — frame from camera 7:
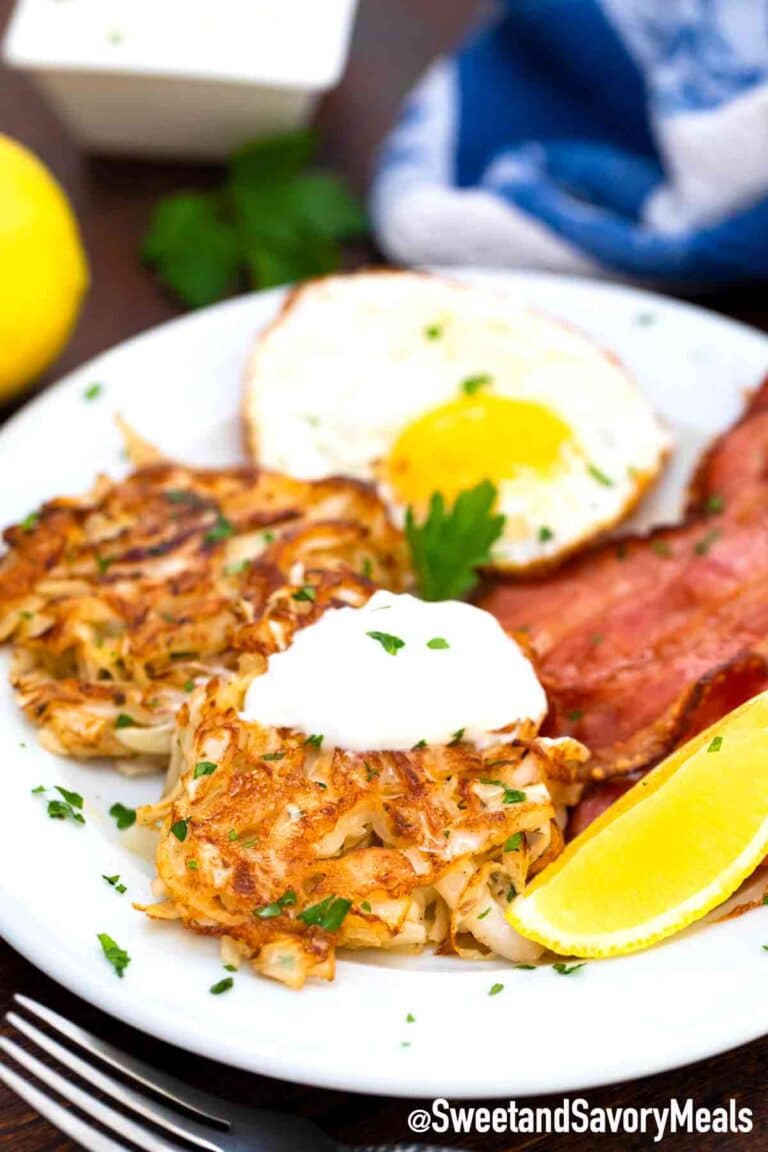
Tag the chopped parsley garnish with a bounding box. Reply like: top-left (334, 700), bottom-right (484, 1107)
top-left (694, 529), bottom-right (721, 556)
top-left (97, 933), bottom-right (130, 978)
top-left (587, 464), bottom-right (614, 487)
top-left (170, 650), bottom-right (197, 661)
top-left (411, 739), bottom-right (427, 750)
top-left (481, 779), bottom-right (525, 805)
top-left (427, 637), bottom-right (449, 649)
top-left (652, 539), bottom-right (672, 558)
top-left (109, 802), bottom-right (136, 830)
top-left (424, 323), bottom-right (443, 339)
top-left (33, 785), bottom-right (85, 825)
top-left (477, 907), bottom-right (491, 921)
top-left (705, 493), bottom-right (725, 515)
top-left (209, 977), bottom-right (234, 995)
top-left (366, 630), bottom-right (405, 656)
top-left (183, 679), bottom-right (195, 693)
top-left (707, 736), bottom-right (723, 753)
top-left (507, 886), bottom-right (517, 902)
top-left (364, 761), bottom-right (379, 780)
top-left (489, 982), bottom-right (504, 996)
top-left (261, 751), bottom-right (285, 762)
top-left (361, 556), bottom-right (373, 579)
top-left (228, 829), bottom-right (238, 841)
top-left (262, 531), bottom-right (276, 544)
top-left (298, 895), bottom-right (351, 932)
top-left (449, 728), bottom-right (465, 746)
top-left (186, 859), bottom-right (198, 870)
top-left (503, 832), bottom-right (523, 852)
top-left (224, 558), bottom-right (250, 576)
top-left (553, 962), bottom-right (586, 976)
top-left (461, 373), bottom-right (492, 396)
top-left (223, 963), bottom-right (237, 972)
top-left (193, 760), bottom-right (217, 778)
top-left (204, 515), bottom-right (234, 544)
top-left (84, 382), bottom-right (103, 401)
top-left (96, 555), bottom-right (114, 574)
top-left (361, 901), bottom-right (372, 913)
top-left (514, 963), bottom-right (536, 970)
top-left (304, 733), bottom-right (323, 749)
top-left (567, 709), bottom-right (583, 722)
top-left (292, 585), bottom-right (316, 602)
top-left (114, 713), bottom-right (136, 729)
top-left (20, 511), bottom-right (39, 533)
top-left (170, 819), bottom-right (188, 842)
top-left (254, 890), bottom-right (297, 918)
top-left (406, 1012), bottom-right (416, 1022)
top-left (538, 525), bottom-right (554, 543)
top-left (405, 481), bottom-right (505, 602)
top-left (102, 874), bottom-right (127, 894)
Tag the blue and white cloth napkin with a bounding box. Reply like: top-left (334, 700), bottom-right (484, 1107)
top-left (371, 1), bottom-right (768, 285)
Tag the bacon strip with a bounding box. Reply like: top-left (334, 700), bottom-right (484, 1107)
top-left (482, 376), bottom-right (768, 779)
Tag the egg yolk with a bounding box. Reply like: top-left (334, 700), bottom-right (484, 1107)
top-left (386, 394), bottom-right (574, 506)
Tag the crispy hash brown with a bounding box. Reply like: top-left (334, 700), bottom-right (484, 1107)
top-left (0, 458), bottom-right (407, 763)
top-left (139, 668), bottom-right (587, 988)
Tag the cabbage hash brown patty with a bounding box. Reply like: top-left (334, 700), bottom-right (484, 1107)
top-left (138, 667), bottom-right (587, 988)
top-left (0, 456), bottom-right (407, 763)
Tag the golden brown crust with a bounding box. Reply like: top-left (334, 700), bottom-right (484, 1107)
top-left (0, 459), bottom-right (408, 760)
top-left (139, 667), bottom-right (588, 988)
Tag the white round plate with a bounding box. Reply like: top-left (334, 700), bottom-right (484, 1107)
top-left (1, 271), bottom-right (767, 1099)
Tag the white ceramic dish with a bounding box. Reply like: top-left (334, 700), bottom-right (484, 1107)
top-left (2, 0), bottom-right (358, 158)
top-left (0, 271), bottom-right (767, 1099)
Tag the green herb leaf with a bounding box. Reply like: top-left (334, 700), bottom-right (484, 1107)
top-left (292, 585), bottom-right (316, 603)
top-left (170, 819), bottom-right (188, 842)
top-left (411, 740), bottom-right (427, 751)
top-left (20, 511), bottom-right (39, 533)
top-left (477, 907), bottom-right (491, 920)
top-left (193, 761), bottom-right (217, 778)
top-left (461, 373), bottom-right (492, 396)
top-left (587, 464), bottom-right (614, 487)
top-left (705, 493), bottom-right (725, 514)
top-left (142, 194), bottom-right (241, 309)
top-left (304, 733), bottom-right (324, 749)
top-left (254, 889), bottom-right (297, 919)
top-left (109, 802), bottom-right (136, 830)
top-left (553, 962), bottom-right (586, 976)
top-left (449, 728), bottom-right (465, 746)
top-left (84, 382), bottom-right (103, 401)
top-left (707, 735), bottom-right (723, 753)
top-left (261, 751), bottom-right (285, 762)
top-left (503, 832), bottom-right (523, 853)
top-left (103, 874), bottom-right (127, 894)
top-left (366, 630), bottom-right (405, 656)
top-left (538, 525), bottom-right (554, 543)
top-left (298, 895), bottom-right (351, 932)
top-left (209, 976), bottom-right (234, 995)
top-left (405, 481), bottom-right (505, 602)
top-left (204, 515), bottom-right (234, 544)
top-left (114, 714), bottom-right (136, 730)
top-left (489, 982), bottom-right (504, 996)
top-left (424, 323), bottom-right (443, 340)
top-left (97, 933), bottom-right (130, 978)
top-left (361, 900), bottom-right (372, 913)
top-left (426, 637), bottom-right (450, 650)
top-left (183, 679), bottom-right (195, 693)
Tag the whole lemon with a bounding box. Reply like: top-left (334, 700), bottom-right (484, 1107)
top-left (0, 134), bottom-right (89, 400)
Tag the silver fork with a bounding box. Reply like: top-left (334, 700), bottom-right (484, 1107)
top-left (1, 995), bottom-right (464, 1152)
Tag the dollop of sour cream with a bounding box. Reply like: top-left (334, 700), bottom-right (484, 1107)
top-left (241, 591), bottom-right (547, 751)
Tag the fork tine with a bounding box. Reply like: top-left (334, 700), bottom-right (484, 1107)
top-left (6, 1012), bottom-right (224, 1152)
top-left (0, 1057), bottom-right (132, 1152)
top-left (14, 994), bottom-right (230, 1127)
top-left (1, 1037), bottom-right (184, 1152)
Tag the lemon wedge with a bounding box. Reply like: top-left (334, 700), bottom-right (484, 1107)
top-left (507, 691), bottom-right (768, 957)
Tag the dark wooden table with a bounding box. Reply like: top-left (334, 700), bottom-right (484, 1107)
top-left (1, 2), bottom-right (766, 1148)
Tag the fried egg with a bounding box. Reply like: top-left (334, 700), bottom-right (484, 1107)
top-left (244, 272), bottom-right (671, 570)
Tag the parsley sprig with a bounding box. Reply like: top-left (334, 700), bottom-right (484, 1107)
top-left (142, 130), bottom-right (366, 308)
top-left (32, 785), bottom-right (85, 825)
top-left (405, 481), bottom-right (505, 602)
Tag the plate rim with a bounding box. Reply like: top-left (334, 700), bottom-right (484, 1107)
top-left (1, 267), bottom-right (767, 1099)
